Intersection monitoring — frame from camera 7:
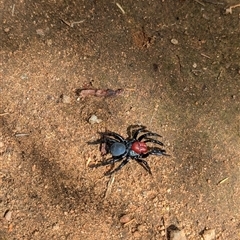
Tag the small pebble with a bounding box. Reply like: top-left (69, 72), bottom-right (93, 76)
top-left (160, 230), bottom-right (165, 236)
top-left (119, 214), bottom-right (131, 224)
top-left (0, 141), bottom-right (4, 148)
top-left (36, 29), bottom-right (45, 36)
top-left (202, 229), bottom-right (216, 240)
top-left (88, 114), bottom-right (102, 124)
top-left (168, 226), bottom-right (187, 240)
top-left (46, 39), bottom-right (52, 46)
top-left (33, 230), bottom-right (39, 236)
top-left (61, 95), bottom-right (71, 104)
top-left (133, 231), bottom-right (141, 238)
top-left (137, 224), bottom-right (145, 232)
top-left (4, 210), bottom-right (12, 221)
top-left (169, 230), bottom-right (187, 240)
top-left (171, 39), bottom-right (179, 45)
top-left (20, 74), bottom-right (28, 80)
top-left (52, 223), bottom-right (60, 231)
top-left (4, 27), bottom-right (10, 33)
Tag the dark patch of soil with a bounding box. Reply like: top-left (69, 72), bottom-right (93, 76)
top-left (1, 0), bottom-right (240, 239)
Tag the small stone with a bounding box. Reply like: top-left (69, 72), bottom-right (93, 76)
top-left (52, 223), bottom-right (60, 231)
top-left (0, 141), bottom-right (4, 148)
top-left (46, 39), bottom-right (52, 46)
top-left (20, 74), bottom-right (28, 80)
top-left (61, 95), bottom-right (71, 104)
top-left (32, 164), bottom-right (36, 172)
top-left (119, 214), bottom-right (131, 224)
top-left (168, 225), bottom-right (187, 240)
top-left (88, 114), bottom-right (102, 124)
top-left (33, 229), bottom-right (39, 236)
top-left (202, 13), bottom-right (209, 20)
top-left (202, 229), bottom-right (216, 240)
top-left (133, 231), bottom-right (141, 238)
top-left (169, 230), bottom-right (187, 240)
top-left (160, 230), bottom-right (165, 236)
top-left (4, 27), bottom-right (10, 33)
top-left (36, 29), bottom-right (45, 36)
top-left (171, 39), bottom-right (178, 45)
top-left (4, 210), bottom-right (12, 221)
top-left (225, 7), bottom-right (232, 14)
top-left (137, 224), bottom-right (145, 232)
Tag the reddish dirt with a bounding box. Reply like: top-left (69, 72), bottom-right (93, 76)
top-left (1, 1), bottom-right (240, 239)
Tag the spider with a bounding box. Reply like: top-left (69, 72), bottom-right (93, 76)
top-left (88, 126), bottom-right (169, 175)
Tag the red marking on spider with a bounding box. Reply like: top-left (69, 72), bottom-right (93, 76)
top-left (131, 141), bottom-right (148, 154)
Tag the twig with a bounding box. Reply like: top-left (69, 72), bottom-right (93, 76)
top-left (116, 2), bottom-right (126, 14)
top-left (194, 0), bottom-right (205, 6)
top-left (12, 4), bottom-right (15, 16)
top-left (226, 4), bottom-right (240, 14)
top-left (75, 88), bottom-right (123, 98)
top-left (15, 133), bottom-right (30, 137)
top-left (203, 0), bottom-right (224, 5)
top-left (201, 53), bottom-right (211, 59)
top-left (217, 177), bottom-right (229, 185)
top-left (0, 112), bottom-right (10, 116)
top-left (149, 102), bottom-right (159, 127)
top-left (104, 174), bottom-right (115, 198)
top-left (217, 70), bottom-right (223, 80)
top-left (123, 218), bottom-right (135, 226)
top-left (86, 157), bottom-right (92, 167)
top-left (61, 19), bottom-right (85, 27)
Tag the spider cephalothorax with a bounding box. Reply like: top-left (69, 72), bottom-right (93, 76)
top-left (88, 126), bottom-right (169, 175)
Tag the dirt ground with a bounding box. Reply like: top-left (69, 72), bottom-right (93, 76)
top-left (1, 0), bottom-right (240, 239)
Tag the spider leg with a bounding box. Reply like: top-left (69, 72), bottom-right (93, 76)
top-left (127, 125), bottom-right (145, 138)
top-left (89, 133), bottom-right (124, 155)
top-left (135, 158), bottom-right (152, 175)
top-left (144, 138), bottom-right (164, 146)
top-left (101, 156), bottom-right (125, 166)
top-left (138, 132), bottom-right (162, 141)
top-left (89, 137), bottom-right (118, 155)
top-left (102, 132), bottom-right (125, 142)
top-left (141, 148), bottom-right (170, 158)
top-left (132, 126), bottom-right (148, 139)
top-left (105, 157), bottom-right (131, 175)
top-left (104, 138), bottom-right (119, 146)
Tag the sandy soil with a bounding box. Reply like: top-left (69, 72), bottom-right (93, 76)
top-left (1, 0), bottom-right (240, 239)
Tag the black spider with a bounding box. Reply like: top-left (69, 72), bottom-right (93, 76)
top-left (88, 126), bottom-right (169, 175)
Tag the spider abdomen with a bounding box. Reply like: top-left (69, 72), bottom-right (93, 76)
top-left (110, 142), bottom-right (126, 157)
top-left (131, 141), bottom-right (148, 154)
